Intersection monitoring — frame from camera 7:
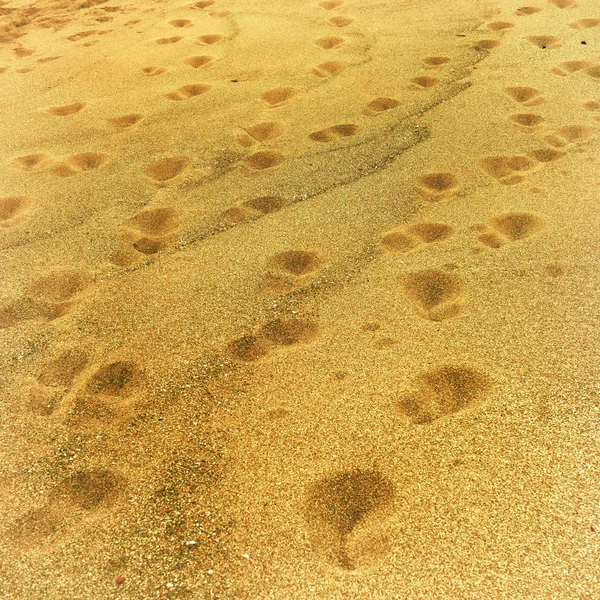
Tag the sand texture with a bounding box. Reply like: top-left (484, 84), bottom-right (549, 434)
top-left (1, 0), bottom-right (600, 598)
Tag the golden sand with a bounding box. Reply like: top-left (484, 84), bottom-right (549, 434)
top-left (1, 0), bottom-right (599, 597)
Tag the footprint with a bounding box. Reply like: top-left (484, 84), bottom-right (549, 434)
top-left (527, 35), bottom-right (560, 49)
top-left (551, 60), bottom-right (592, 76)
top-left (261, 87), bottom-right (296, 106)
top-left (197, 34), bottom-right (223, 44)
top-left (191, 0), bottom-right (214, 7)
top-left (584, 65), bottom-right (600, 80)
top-left (568, 18), bottom-right (600, 29)
top-left (54, 469), bottom-right (124, 510)
top-left (0, 196), bottom-right (30, 227)
top-left (184, 55), bottom-right (214, 68)
top-left (545, 124), bottom-right (594, 147)
top-left (410, 76), bottom-right (438, 88)
top-left (46, 102), bottom-right (87, 116)
top-left (319, 0), bottom-right (344, 8)
top-left (141, 66), bottom-right (166, 76)
top-left (269, 250), bottom-right (322, 276)
top-left (479, 155), bottom-right (536, 185)
top-left (107, 113), bottom-right (144, 130)
top-left (155, 36), bottom-right (182, 44)
top-left (422, 56), bottom-right (450, 66)
top-left (416, 172), bottom-right (459, 201)
top-left (29, 270), bottom-right (90, 304)
top-left (314, 36), bottom-right (345, 49)
top-left (145, 157), bottom-right (187, 183)
top-left (548, 0), bottom-right (577, 8)
top-left (509, 113), bottom-right (545, 129)
top-left (402, 269), bottom-right (465, 321)
top-left (38, 348), bottom-right (89, 387)
top-left (363, 97), bottom-right (400, 116)
top-left (66, 152), bottom-right (108, 171)
top-left (165, 83), bottom-right (211, 100)
top-left (244, 122), bottom-right (283, 142)
top-left (28, 386), bottom-right (62, 417)
top-left (528, 147), bottom-right (565, 162)
top-left (476, 212), bottom-right (546, 248)
top-left (37, 57), bottom-right (62, 63)
top-left (227, 335), bottom-right (271, 362)
top-left (505, 86), bottom-right (544, 106)
top-left (309, 123), bottom-right (359, 142)
top-left (11, 154), bottom-right (53, 171)
top-left (473, 39), bottom-right (501, 49)
top-left (381, 223), bottom-right (453, 253)
top-left (581, 99), bottom-right (600, 120)
top-left (304, 469), bottom-right (395, 570)
top-left (328, 16), bottom-right (353, 27)
top-left (397, 365), bottom-right (492, 424)
top-left (258, 318), bottom-right (320, 345)
top-left (243, 195), bottom-right (286, 214)
top-left (488, 21), bottom-right (514, 30)
top-left (87, 361), bottom-right (140, 396)
top-left (244, 151), bottom-right (284, 170)
top-left (516, 6), bottom-right (543, 15)
top-left (129, 207), bottom-right (180, 236)
top-left (312, 60), bottom-right (347, 77)
top-left (169, 19), bottom-right (193, 27)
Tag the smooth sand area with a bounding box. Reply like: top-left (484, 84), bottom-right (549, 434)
top-left (1, 0), bottom-right (599, 598)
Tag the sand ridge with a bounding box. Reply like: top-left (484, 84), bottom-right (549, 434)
top-left (1, 0), bottom-right (600, 598)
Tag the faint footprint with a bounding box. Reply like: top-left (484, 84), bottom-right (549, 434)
top-left (243, 122), bottom-right (283, 143)
top-left (46, 102), bottom-right (86, 116)
top-left (12, 154), bottom-right (53, 171)
top-left (155, 36), bottom-right (182, 44)
top-left (261, 87), bottom-right (296, 106)
top-left (423, 56), bottom-right (450, 67)
top-left (381, 223), bottom-right (453, 253)
top-left (328, 16), bottom-right (353, 27)
top-left (38, 348), bottom-right (89, 388)
top-left (165, 83), bottom-right (211, 100)
top-left (315, 36), bottom-right (345, 49)
top-left (516, 6), bottom-right (543, 15)
top-left (309, 123), bottom-right (359, 142)
top-left (410, 76), bottom-right (438, 88)
top-left (184, 55), bottom-right (214, 68)
top-left (402, 269), bottom-right (465, 321)
top-left (197, 34), bottom-right (223, 44)
top-left (569, 18), bottom-right (600, 29)
top-left (304, 469), bottom-right (395, 570)
top-left (505, 86), bottom-right (544, 106)
top-left (87, 361), bottom-right (141, 395)
top-left (221, 196), bottom-right (286, 223)
top-left (473, 39), bottom-right (501, 50)
top-left (544, 124), bottom-right (594, 147)
top-left (479, 155), bottom-right (536, 185)
top-left (312, 60), bottom-right (347, 77)
top-left (145, 157), bottom-right (188, 184)
top-left (527, 35), bottom-right (560, 48)
top-left (0, 196), bottom-right (30, 227)
top-left (264, 249), bottom-right (323, 291)
top-left (551, 60), bottom-right (592, 76)
top-left (51, 152), bottom-right (108, 176)
top-left (169, 19), bottom-right (193, 27)
top-left (191, 0), bottom-right (214, 7)
top-left (416, 172), bottom-right (459, 201)
top-left (548, 0), bottom-right (577, 8)
top-left (397, 365), bottom-right (492, 424)
top-left (107, 113), bottom-right (144, 130)
top-left (363, 97), bottom-right (400, 116)
top-left (126, 207), bottom-right (180, 255)
top-left (319, 0), bottom-right (344, 8)
top-left (141, 66), bottom-right (166, 76)
top-left (488, 21), bottom-right (514, 30)
top-left (509, 113), bottom-right (545, 129)
top-left (475, 212), bottom-right (546, 248)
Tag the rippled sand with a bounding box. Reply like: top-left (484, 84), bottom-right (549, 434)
top-left (1, 0), bottom-right (599, 597)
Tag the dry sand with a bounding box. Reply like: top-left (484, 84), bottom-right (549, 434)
top-left (1, 0), bottom-right (599, 597)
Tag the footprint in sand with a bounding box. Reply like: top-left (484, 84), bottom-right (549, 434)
top-left (516, 6), bottom-right (543, 16)
top-left (509, 113), bottom-right (546, 131)
top-left (184, 55), bottom-right (214, 68)
top-left (397, 365), bottom-right (492, 424)
top-left (423, 56), bottom-right (450, 67)
top-left (527, 35), bottom-right (560, 49)
top-left (221, 195), bottom-right (286, 223)
top-left (0, 270), bottom-right (90, 329)
top-left (12, 154), bottom-right (53, 171)
top-left (264, 249), bottom-right (323, 292)
top-left (155, 36), bottom-right (182, 44)
top-left (304, 469), bottom-right (395, 570)
top-left (505, 86), bottom-right (544, 106)
top-left (309, 123), bottom-right (359, 142)
top-left (312, 60), bottom-right (347, 77)
top-left (46, 102), bottom-right (87, 116)
top-left (191, 0), bottom-right (215, 8)
top-left (107, 113), bottom-right (144, 130)
top-left (544, 124), bottom-right (595, 148)
top-left (569, 19), bottom-right (600, 29)
top-left (473, 39), bottom-right (501, 50)
top-left (475, 212), bottom-right (546, 248)
top-left (261, 87), bottom-right (296, 106)
top-left (328, 16), bottom-right (353, 27)
top-left (227, 317), bottom-right (320, 362)
top-left (244, 151), bottom-right (284, 170)
top-left (319, 0), bottom-right (344, 8)
top-left (142, 66), bottom-right (166, 76)
top-left (9, 468), bottom-right (125, 547)
top-left (50, 152), bottom-right (108, 177)
top-left (0, 195), bottom-right (31, 227)
top-left (381, 223), bottom-right (454, 254)
top-left (169, 19), bottom-right (193, 28)
top-left (415, 172), bottom-right (459, 201)
top-left (402, 269), bottom-right (465, 321)
top-left (144, 156), bottom-right (188, 185)
top-left (197, 34), bottom-right (224, 45)
top-left (236, 122), bottom-right (283, 147)
top-left (165, 83), bottom-right (211, 101)
top-left (548, 0), bottom-right (577, 8)
top-left (123, 207), bottom-right (180, 257)
top-left (410, 76), bottom-right (438, 88)
top-left (581, 99), bottom-right (600, 121)
top-left (479, 155), bottom-right (538, 185)
top-left (314, 36), bottom-right (345, 49)
top-left (363, 97), bottom-right (400, 116)
top-left (551, 60), bottom-right (593, 76)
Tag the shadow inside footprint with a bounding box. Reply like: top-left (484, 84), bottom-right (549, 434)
top-left (304, 469), bottom-right (395, 569)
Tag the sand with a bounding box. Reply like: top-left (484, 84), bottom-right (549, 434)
top-left (1, 0), bottom-right (599, 597)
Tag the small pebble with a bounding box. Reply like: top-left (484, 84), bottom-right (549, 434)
top-left (116, 576), bottom-right (126, 585)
